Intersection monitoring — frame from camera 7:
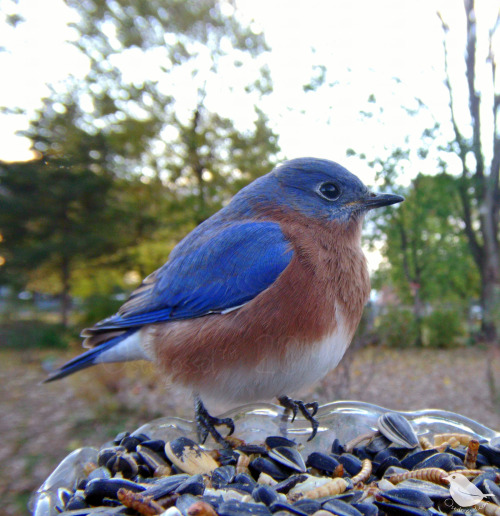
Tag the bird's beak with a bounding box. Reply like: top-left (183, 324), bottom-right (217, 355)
top-left (362, 191), bottom-right (404, 210)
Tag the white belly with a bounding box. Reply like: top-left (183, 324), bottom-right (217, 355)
top-left (202, 311), bottom-right (352, 403)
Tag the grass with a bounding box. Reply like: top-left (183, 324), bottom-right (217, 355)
top-left (1, 329), bottom-right (499, 515)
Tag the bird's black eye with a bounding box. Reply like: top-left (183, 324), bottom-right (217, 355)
top-left (318, 182), bottom-right (341, 201)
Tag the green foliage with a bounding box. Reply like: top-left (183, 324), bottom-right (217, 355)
top-left (0, 321), bottom-right (72, 350)
top-left (78, 294), bottom-right (124, 328)
top-left (303, 65), bottom-right (327, 92)
top-left (368, 167), bottom-right (478, 347)
top-left (0, 156), bottom-right (130, 297)
top-left (369, 166), bottom-right (479, 306)
top-left (375, 305), bottom-right (467, 348)
top-left (1, 0), bottom-right (281, 322)
top-left (421, 308), bottom-right (466, 348)
top-left (1, 0), bottom-right (25, 39)
top-left (347, 2), bottom-right (500, 342)
top-left (51, 0), bottom-right (279, 200)
top-left (375, 307), bottom-right (419, 348)
top-left (0, 158), bottom-right (108, 271)
top-left (165, 106), bottom-right (279, 225)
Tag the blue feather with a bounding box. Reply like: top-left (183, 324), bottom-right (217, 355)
top-left (45, 330), bottom-right (137, 381)
top-left (91, 221), bottom-right (293, 331)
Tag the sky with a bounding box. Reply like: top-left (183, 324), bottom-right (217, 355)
top-left (0, 0), bottom-right (497, 275)
top-left (0, 0), bottom-right (496, 186)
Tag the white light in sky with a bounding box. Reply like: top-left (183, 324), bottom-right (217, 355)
top-left (0, 0), bottom-right (86, 160)
top-left (0, 0), bottom-right (496, 181)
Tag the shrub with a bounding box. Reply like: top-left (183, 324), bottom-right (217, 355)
top-left (375, 307), bottom-right (419, 347)
top-left (0, 321), bottom-right (71, 350)
top-left (422, 308), bottom-right (466, 348)
top-left (78, 294), bottom-right (124, 328)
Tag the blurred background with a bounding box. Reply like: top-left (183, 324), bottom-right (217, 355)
top-left (0, 0), bottom-right (499, 513)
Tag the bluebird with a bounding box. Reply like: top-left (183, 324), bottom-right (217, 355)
top-left (45, 158), bottom-right (403, 443)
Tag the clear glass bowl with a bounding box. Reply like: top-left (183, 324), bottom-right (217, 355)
top-left (30, 401), bottom-right (500, 515)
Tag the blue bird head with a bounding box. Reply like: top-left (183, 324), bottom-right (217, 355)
top-left (233, 157), bottom-right (403, 222)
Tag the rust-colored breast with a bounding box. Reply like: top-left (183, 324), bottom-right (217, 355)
top-left (145, 212), bottom-right (370, 400)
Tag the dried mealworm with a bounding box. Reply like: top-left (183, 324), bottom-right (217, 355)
top-left (345, 430), bottom-right (379, 453)
top-left (464, 438), bottom-right (480, 469)
top-left (187, 500), bottom-right (218, 516)
top-left (433, 433), bottom-right (473, 446)
top-left (117, 488), bottom-right (164, 516)
top-left (333, 463), bottom-right (344, 478)
top-left (83, 462), bottom-right (98, 476)
top-left (449, 436), bottom-right (462, 448)
top-left (477, 501), bottom-right (500, 516)
top-left (299, 477), bottom-right (349, 500)
top-left (363, 485), bottom-right (381, 499)
top-left (236, 451), bottom-right (251, 475)
top-left (351, 459), bottom-right (372, 485)
top-left (225, 435), bottom-right (245, 448)
top-left (388, 467), bottom-right (448, 485)
top-left (155, 492), bottom-right (180, 509)
top-left (419, 436), bottom-right (433, 450)
top-left (154, 464), bottom-right (172, 477)
top-left (447, 469), bottom-right (484, 478)
top-left (257, 472), bottom-right (278, 486)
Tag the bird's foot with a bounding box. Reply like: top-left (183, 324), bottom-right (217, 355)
top-left (278, 395), bottom-right (319, 441)
top-left (194, 396), bottom-right (235, 448)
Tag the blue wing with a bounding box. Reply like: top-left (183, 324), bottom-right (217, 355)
top-left (88, 221), bottom-right (293, 333)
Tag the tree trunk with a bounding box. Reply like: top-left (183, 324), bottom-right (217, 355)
top-left (480, 268), bottom-right (499, 343)
top-left (411, 283), bottom-right (424, 347)
top-left (440, 0), bottom-right (500, 345)
top-left (186, 107), bottom-right (207, 225)
top-left (60, 256), bottom-right (71, 328)
top-left (194, 163), bottom-right (206, 224)
top-left (479, 177), bottom-right (500, 343)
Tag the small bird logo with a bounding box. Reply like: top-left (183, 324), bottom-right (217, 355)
top-left (445, 473), bottom-right (493, 507)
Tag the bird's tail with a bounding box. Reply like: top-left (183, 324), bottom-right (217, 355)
top-left (44, 329), bottom-right (145, 382)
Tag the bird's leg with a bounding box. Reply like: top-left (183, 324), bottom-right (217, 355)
top-left (194, 394), bottom-right (235, 447)
top-left (278, 395), bottom-right (319, 441)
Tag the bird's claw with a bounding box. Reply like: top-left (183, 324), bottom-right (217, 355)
top-left (278, 395), bottom-right (320, 441)
top-left (194, 396), bottom-right (235, 448)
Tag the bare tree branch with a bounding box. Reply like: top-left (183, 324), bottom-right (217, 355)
top-left (464, 0), bottom-right (485, 183)
top-left (438, 4), bottom-right (499, 341)
top-left (489, 14), bottom-right (500, 238)
top-left (438, 9), bottom-right (484, 267)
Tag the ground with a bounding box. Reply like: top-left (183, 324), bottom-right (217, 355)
top-left (1, 346), bottom-right (499, 515)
